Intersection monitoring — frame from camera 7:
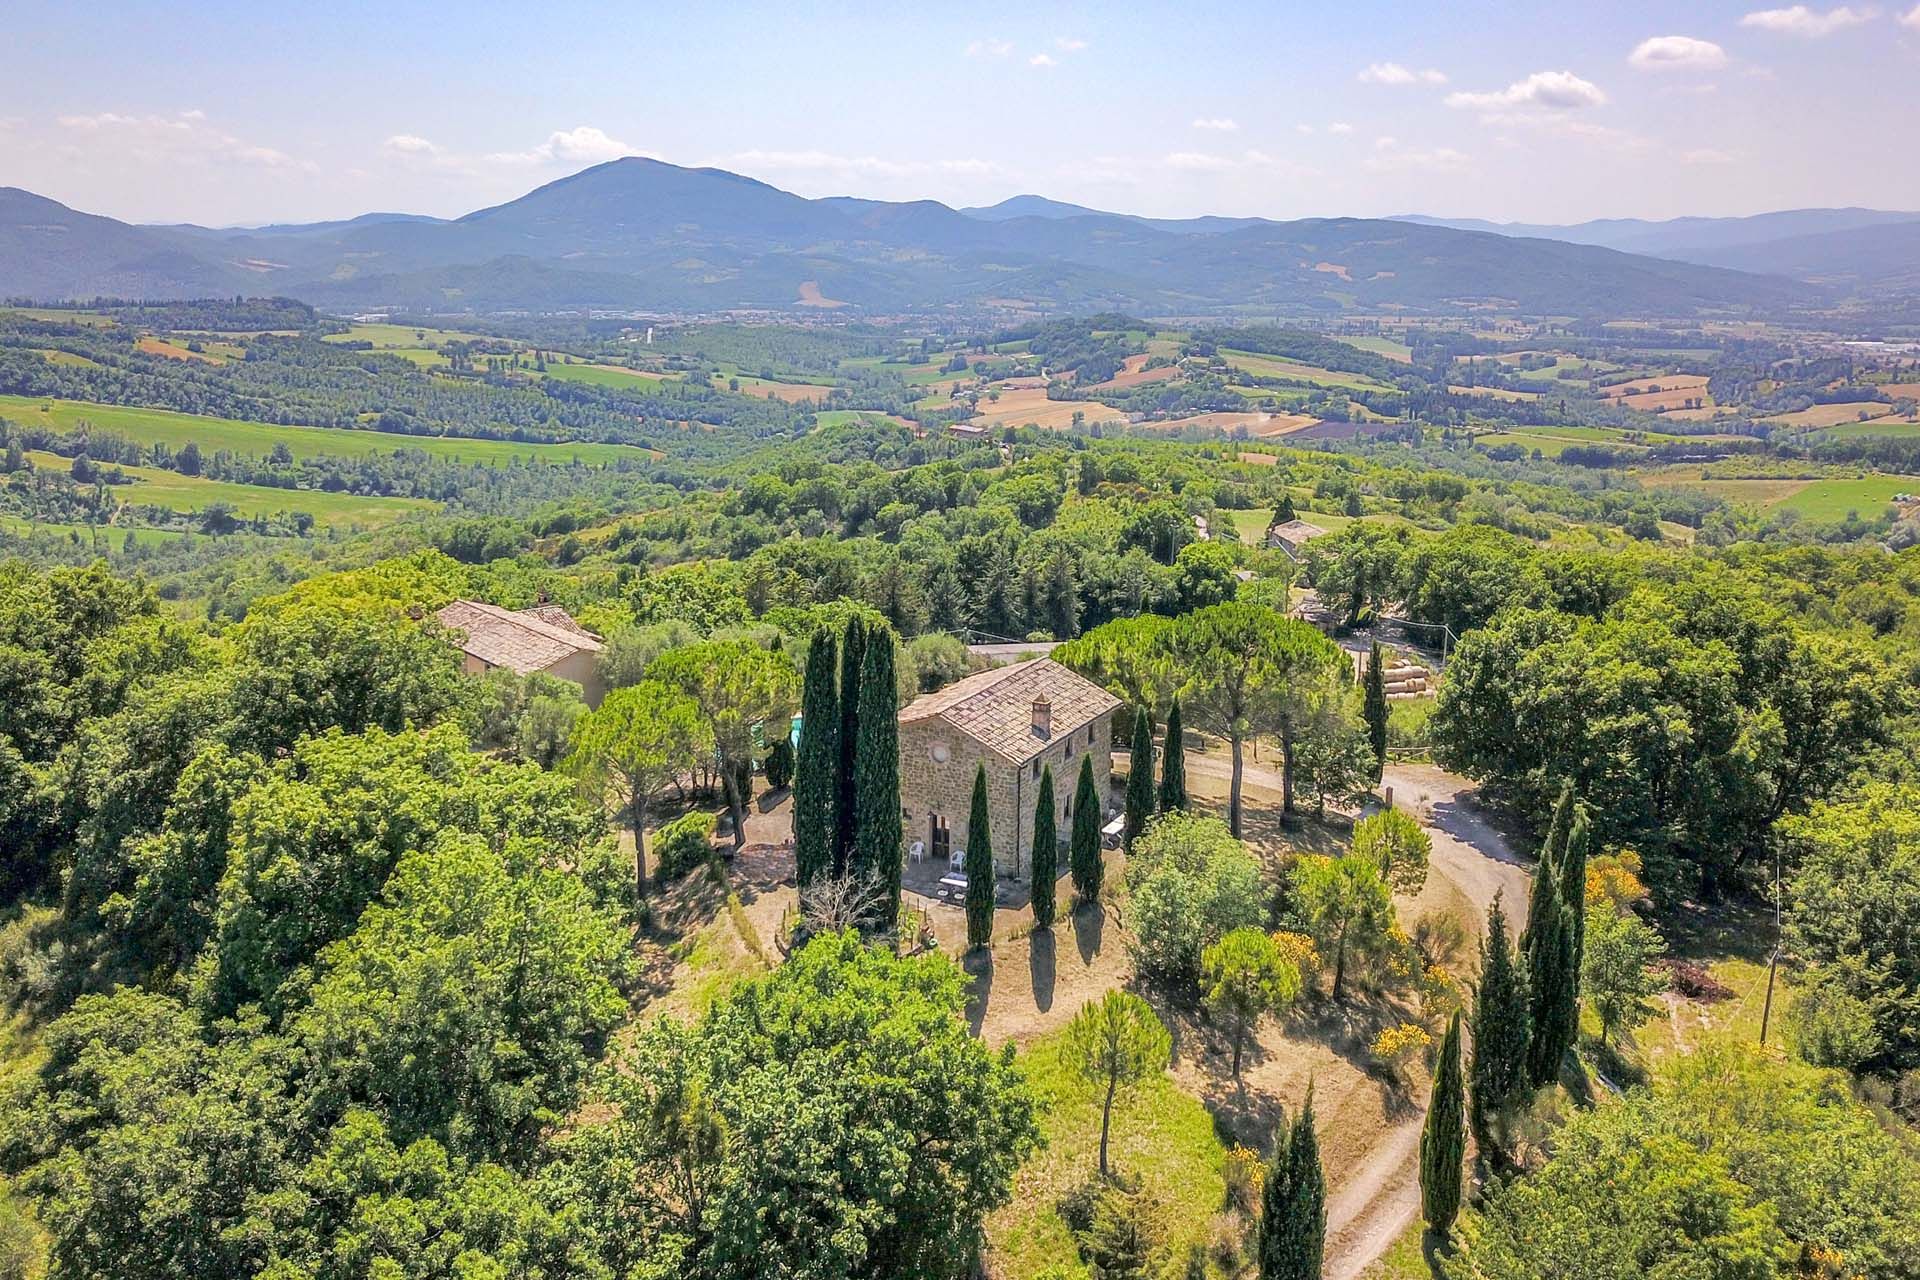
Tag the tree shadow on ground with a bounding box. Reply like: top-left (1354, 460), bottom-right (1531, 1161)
top-left (1029, 928), bottom-right (1057, 1014)
top-left (1290, 992), bottom-right (1426, 1120)
top-left (965, 949), bottom-right (994, 1037)
top-left (1073, 901), bottom-right (1106, 964)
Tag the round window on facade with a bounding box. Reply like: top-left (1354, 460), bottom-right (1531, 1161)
top-left (930, 742), bottom-right (951, 764)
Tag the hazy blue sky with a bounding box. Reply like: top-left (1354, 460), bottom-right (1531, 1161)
top-left (5, 1), bottom-right (1917, 226)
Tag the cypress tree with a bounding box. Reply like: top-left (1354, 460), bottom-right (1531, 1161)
top-left (1258, 1090), bottom-right (1325, 1280)
top-left (793, 630), bottom-right (838, 892)
top-left (1468, 892), bottom-right (1531, 1142)
top-left (1521, 783), bottom-right (1575, 955)
top-left (1362, 640), bottom-right (1388, 782)
top-left (1420, 1011), bottom-right (1466, 1241)
top-left (1124, 705), bottom-right (1155, 851)
top-left (1560, 810), bottom-right (1591, 981)
top-left (852, 631), bottom-right (901, 929)
top-left (1071, 753), bottom-right (1103, 907)
top-left (1276, 493), bottom-right (1297, 525)
top-left (1158, 697), bottom-right (1186, 813)
top-left (1257, 1116), bottom-right (1293, 1280)
top-left (1031, 765), bottom-right (1058, 930)
top-left (965, 764), bottom-right (995, 951)
top-left (833, 616), bottom-right (868, 875)
top-left (1523, 858), bottom-right (1575, 1087)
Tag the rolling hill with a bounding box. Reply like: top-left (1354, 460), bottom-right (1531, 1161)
top-left (1397, 208), bottom-right (1920, 291)
top-left (0, 160), bottom-right (1822, 317)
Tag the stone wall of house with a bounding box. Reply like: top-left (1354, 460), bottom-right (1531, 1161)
top-left (898, 709), bottom-right (1115, 881)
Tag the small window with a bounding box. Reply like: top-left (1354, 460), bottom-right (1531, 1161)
top-left (1031, 759), bottom-right (1040, 780)
top-left (1087, 725), bottom-right (1095, 746)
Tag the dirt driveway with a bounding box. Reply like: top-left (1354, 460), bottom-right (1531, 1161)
top-left (1179, 749), bottom-right (1533, 1279)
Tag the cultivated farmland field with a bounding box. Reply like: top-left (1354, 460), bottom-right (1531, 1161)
top-left (1775, 475), bottom-right (1920, 520)
top-left (1219, 349), bottom-right (1391, 391)
top-left (539, 362), bottom-right (677, 390)
top-left (23, 451), bottom-right (435, 528)
top-left (1820, 415), bottom-right (1920, 439)
top-left (1764, 402), bottom-right (1900, 429)
top-left (968, 387), bottom-right (1126, 429)
top-left (0, 396), bottom-right (658, 467)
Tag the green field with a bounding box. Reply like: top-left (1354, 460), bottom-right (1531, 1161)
top-left (0, 516), bottom-right (188, 546)
top-left (539, 361), bottom-right (678, 390)
top-left (1818, 416), bottom-right (1920, 440)
top-left (1219, 349), bottom-right (1390, 391)
top-left (322, 321), bottom-right (501, 348)
top-left (986, 1029), bottom-right (1227, 1278)
top-left (0, 396), bottom-right (657, 467)
top-left (1774, 475), bottom-right (1920, 521)
top-left (24, 451), bottom-right (435, 528)
top-left (1336, 334), bottom-right (1413, 362)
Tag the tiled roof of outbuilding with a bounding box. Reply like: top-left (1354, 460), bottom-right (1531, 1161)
top-left (436, 600), bottom-right (602, 676)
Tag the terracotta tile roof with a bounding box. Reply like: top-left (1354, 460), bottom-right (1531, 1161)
top-left (436, 600), bottom-right (602, 676)
top-left (519, 603), bottom-right (597, 638)
top-left (1270, 519), bottom-right (1328, 545)
top-left (899, 657), bottom-right (1120, 764)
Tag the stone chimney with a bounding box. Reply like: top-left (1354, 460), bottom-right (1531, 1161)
top-left (1031, 696), bottom-right (1052, 739)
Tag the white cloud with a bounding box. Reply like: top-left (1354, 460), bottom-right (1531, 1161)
top-left (1900, 3), bottom-right (1920, 25)
top-left (1365, 138), bottom-right (1471, 173)
top-left (1029, 52), bottom-right (1058, 68)
top-left (1055, 36), bottom-right (1087, 51)
top-left (56, 109), bottom-right (303, 171)
top-left (1629, 35), bottom-right (1729, 70)
top-left (1358, 61), bottom-right (1447, 85)
top-left (1192, 117), bottom-right (1239, 131)
top-left (1295, 124), bottom-right (1315, 135)
top-left (1740, 5), bottom-right (1876, 35)
top-left (1683, 147), bottom-right (1739, 164)
top-left (965, 37), bottom-right (1014, 57)
top-left (1446, 70), bottom-right (1607, 112)
top-left (484, 125), bottom-right (639, 166)
top-left (1328, 121), bottom-right (1354, 135)
top-left (1164, 151), bottom-right (1236, 172)
top-left (382, 133), bottom-right (443, 157)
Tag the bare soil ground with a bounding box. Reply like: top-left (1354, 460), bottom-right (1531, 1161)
top-left (969, 387), bottom-right (1128, 429)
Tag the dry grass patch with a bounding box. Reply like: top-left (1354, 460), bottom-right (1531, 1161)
top-left (1764, 402), bottom-right (1899, 429)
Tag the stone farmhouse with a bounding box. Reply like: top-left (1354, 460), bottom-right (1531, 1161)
top-left (897, 658), bottom-right (1120, 881)
top-left (436, 599), bottom-right (607, 705)
top-left (1267, 518), bottom-right (1328, 560)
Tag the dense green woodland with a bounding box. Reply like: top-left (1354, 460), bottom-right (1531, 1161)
top-left (0, 303), bottom-right (1916, 1279)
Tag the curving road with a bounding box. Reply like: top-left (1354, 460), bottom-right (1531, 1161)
top-left (1179, 751), bottom-right (1532, 1278)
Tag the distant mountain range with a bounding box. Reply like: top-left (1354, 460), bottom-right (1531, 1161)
top-left (0, 158), bottom-right (1862, 318)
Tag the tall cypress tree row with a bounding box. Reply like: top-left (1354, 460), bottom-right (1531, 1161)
top-left (1420, 1010), bottom-right (1466, 1241)
top-left (1070, 754), bottom-right (1103, 907)
top-left (852, 630), bottom-right (901, 929)
top-left (793, 630), bottom-right (838, 892)
top-left (1362, 640), bottom-right (1388, 783)
top-left (1158, 697), bottom-right (1187, 813)
top-left (965, 765), bottom-right (995, 951)
top-left (1031, 765), bottom-right (1057, 930)
top-left (1124, 705), bottom-right (1155, 851)
top-left (833, 616), bottom-right (868, 876)
top-left (1468, 892), bottom-right (1531, 1142)
top-left (1258, 1091), bottom-right (1325, 1280)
